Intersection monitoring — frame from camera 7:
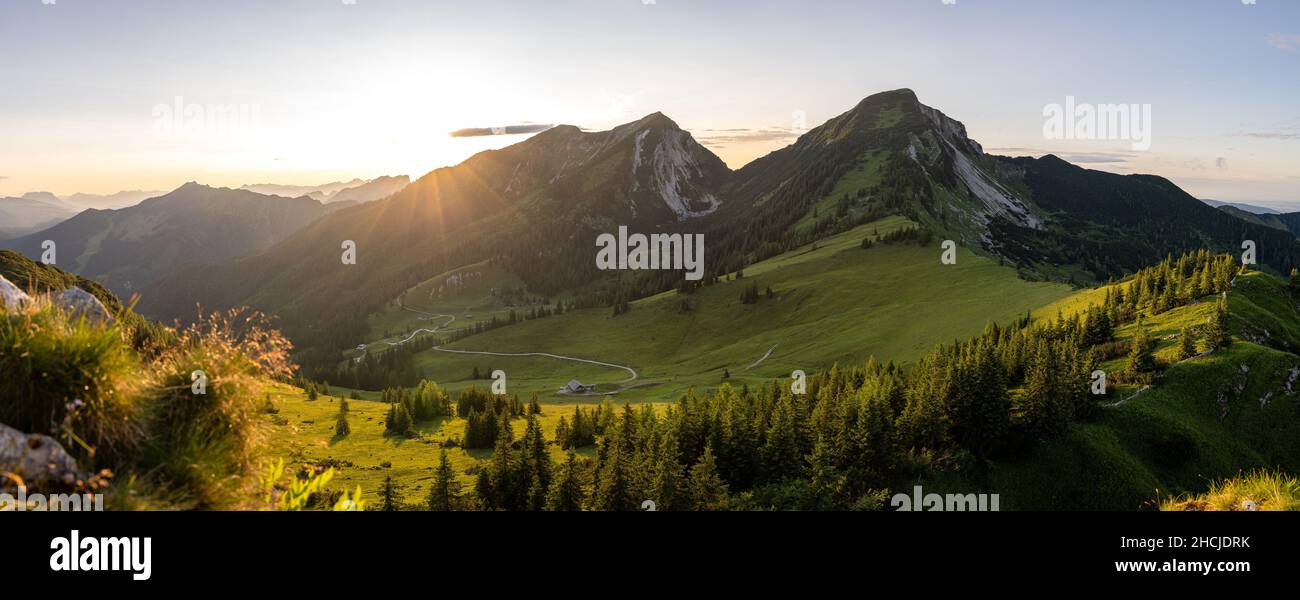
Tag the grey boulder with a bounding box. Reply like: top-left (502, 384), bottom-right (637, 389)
top-left (0, 275), bottom-right (30, 311)
top-left (0, 422), bottom-right (85, 487)
top-left (55, 287), bottom-right (114, 325)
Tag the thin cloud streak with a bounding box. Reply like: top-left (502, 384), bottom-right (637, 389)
top-left (449, 124), bottom-right (554, 138)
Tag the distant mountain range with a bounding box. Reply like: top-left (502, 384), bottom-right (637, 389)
top-left (315, 175), bottom-right (410, 206)
top-left (6, 183), bottom-right (344, 297)
top-left (238, 176), bottom-right (409, 204)
top-left (0, 193), bottom-right (79, 239)
top-left (1201, 199), bottom-right (1288, 215)
top-left (63, 190), bottom-right (168, 211)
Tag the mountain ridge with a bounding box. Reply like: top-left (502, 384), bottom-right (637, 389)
top-left (132, 88), bottom-right (1300, 372)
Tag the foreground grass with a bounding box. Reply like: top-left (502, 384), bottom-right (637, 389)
top-left (1161, 471), bottom-right (1300, 511)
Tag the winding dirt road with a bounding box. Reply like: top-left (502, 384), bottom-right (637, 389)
top-left (353, 294), bottom-right (638, 390)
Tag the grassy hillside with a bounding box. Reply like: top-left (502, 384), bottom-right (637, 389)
top-left (941, 270), bottom-right (1300, 509)
top-left (1, 249), bottom-right (123, 312)
top-left (374, 215), bottom-right (1073, 403)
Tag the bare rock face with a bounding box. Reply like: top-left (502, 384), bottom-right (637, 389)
top-left (55, 287), bottom-right (114, 325)
top-left (0, 274), bottom-right (30, 311)
top-left (0, 422), bottom-right (85, 487)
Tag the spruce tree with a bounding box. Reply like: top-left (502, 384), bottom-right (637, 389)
top-left (1207, 293), bottom-right (1231, 348)
top-left (379, 474), bottom-right (402, 511)
top-left (488, 411), bottom-right (521, 510)
top-left (592, 405), bottom-right (639, 511)
top-left (688, 444), bottom-right (729, 511)
top-left (1022, 341), bottom-right (1070, 436)
top-left (1127, 328), bottom-right (1157, 376)
top-left (1178, 327), bottom-right (1197, 360)
top-left (522, 414), bottom-right (552, 510)
top-left (650, 427), bottom-right (687, 511)
top-left (334, 411), bottom-right (350, 437)
top-left (545, 450), bottom-right (585, 511)
top-left (426, 447), bottom-right (459, 511)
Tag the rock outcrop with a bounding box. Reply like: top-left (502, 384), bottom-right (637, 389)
top-left (0, 422), bottom-right (85, 487)
top-left (0, 274), bottom-right (30, 310)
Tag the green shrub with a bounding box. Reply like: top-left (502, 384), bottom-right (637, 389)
top-left (138, 308), bottom-right (294, 507)
top-left (0, 298), bottom-right (140, 462)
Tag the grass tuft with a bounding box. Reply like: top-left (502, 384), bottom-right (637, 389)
top-left (1161, 470), bottom-right (1300, 511)
top-left (0, 297), bottom-right (140, 462)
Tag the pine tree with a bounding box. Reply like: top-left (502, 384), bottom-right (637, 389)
top-left (488, 411), bottom-right (522, 510)
top-left (649, 428), bottom-right (686, 511)
top-left (1022, 341), bottom-right (1070, 436)
top-left (426, 447), bottom-right (459, 511)
top-left (474, 469), bottom-right (494, 510)
top-left (1207, 293), bottom-right (1231, 348)
top-left (545, 450), bottom-right (585, 511)
top-left (384, 400), bottom-right (413, 436)
top-left (379, 474), bottom-right (402, 511)
top-left (591, 406), bottom-right (639, 511)
top-left (688, 444), bottom-right (729, 511)
top-left (1127, 328), bottom-right (1157, 375)
top-left (1178, 327), bottom-right (1197, 360)
top-left (522, 414), bottom-right (552, 510)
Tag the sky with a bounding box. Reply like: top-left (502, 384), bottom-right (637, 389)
top-left (1, 0), bottom-right (1297, 207)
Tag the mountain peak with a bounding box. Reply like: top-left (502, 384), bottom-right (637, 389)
top-left (635, 111), bottom-right (680, 130)
top-left (21, 191), bottom-right (62, 205)
top-left (868, 88), bottom-right (918, 102)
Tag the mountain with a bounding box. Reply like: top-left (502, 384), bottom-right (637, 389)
top-left (4, 183), bottom-right (334, 297)
top-left (19, 191), bottom-right (70, 208)
top-left (139, 88), bottom-right (1300, 372)
top-left (1215, 204), bottom-right (1300, 239)
top-left (0, 194), bottom-right (79, 240)
top-left (139, 112), bottom-right (731, 363)
top-left (0, 249), bottom-right (121, 312)
top-left (64, 190), bottom-right (166, 211)
top-left (1202, 199), bottom-right (1283, 215)
top-left (990, 155), bottom-right (1300, 280)
top-left (239, 179), bottom-right (366, 200)
top-left (708, 88), bottom-right (1042, 274)
top-left (321, 175), bottom-right (410, 205)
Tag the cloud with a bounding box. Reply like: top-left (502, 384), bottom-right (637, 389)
top-left (694, 127), bottom-right (799, 145)
top-left (1216, 157), bottom-right (1228, 170)
top-left (1054, 152), bottom-right (1135, 164)
top-left (1238, 131), bottom-right (1300, 140)
top-left (985, 147), bottom-right (1136, 164)
top-left (449, 124), bottom-right (553, 137)
top-left (0, 176), bottom-right (7, 180)
top-left (1267, 33), bottom-right (1300, 51)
